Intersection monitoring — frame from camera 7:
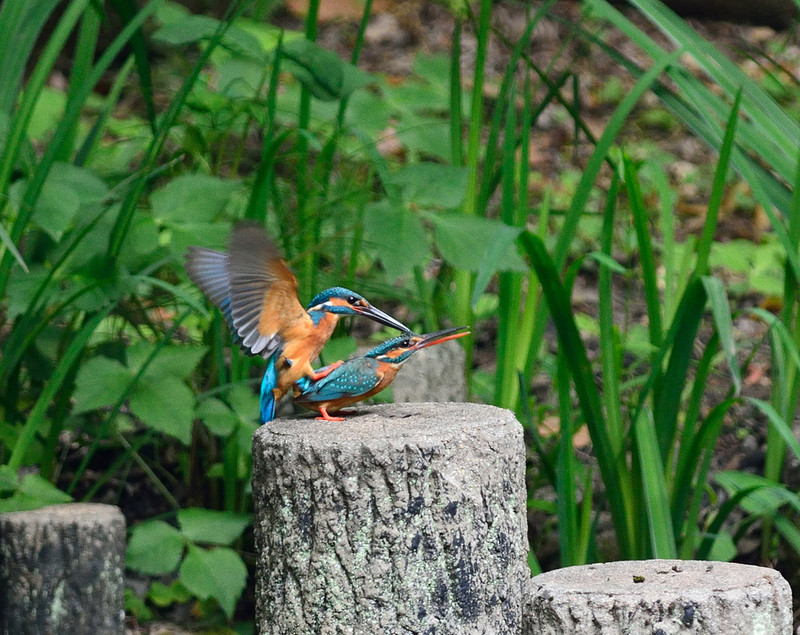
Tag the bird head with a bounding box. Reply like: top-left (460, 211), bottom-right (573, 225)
top-left (306, 287), bottom-right (408, 332)
top-left (367, 326), bottom-right (470, 365)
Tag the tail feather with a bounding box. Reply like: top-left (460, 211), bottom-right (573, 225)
top-left (259, 357), bottom-right (278, 423)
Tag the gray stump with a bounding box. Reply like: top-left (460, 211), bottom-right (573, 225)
top-left (252, 402), bottom-right (528, 634)
top-left (525, 559), bottom-right (793, 634)
top-left (0, 503), bottom-right (126, 635)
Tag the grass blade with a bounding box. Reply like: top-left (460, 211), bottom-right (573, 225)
top-left (519, 230), bottom-right (635, 556)
top-left (634, 408), bottom-right (677, 558)
top-left (6, 308), bottom-right (111, 471)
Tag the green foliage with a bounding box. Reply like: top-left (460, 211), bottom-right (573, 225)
top-left (2, 0), bottom-right (800, 624)
top-left (127, 508), bottom-right (251, 619)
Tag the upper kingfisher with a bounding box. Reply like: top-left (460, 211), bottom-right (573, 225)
top-left (293, 326), bottom-right (469, 421)
top-left (185, 222), bottom-right (410, 423)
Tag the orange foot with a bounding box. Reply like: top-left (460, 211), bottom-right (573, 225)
top-left (315, 406), bottom-right (344, 422)
top-left (310, 360), bottom-right (344, 381)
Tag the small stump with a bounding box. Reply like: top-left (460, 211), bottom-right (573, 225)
top-left (252, 402), bottom-right (528, 634)
top-left (526, 559), bottom-right (793, 634)
top-left (0, 503), bottom-right (126, 635)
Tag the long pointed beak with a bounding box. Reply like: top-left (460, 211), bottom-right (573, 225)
top-left (357, 304), bottom-right (410, 333)
top-left (415, 326), bottom-right (470, 350)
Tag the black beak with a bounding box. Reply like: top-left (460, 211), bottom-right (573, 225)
top-left (357, 304), bottom-right (410, 333)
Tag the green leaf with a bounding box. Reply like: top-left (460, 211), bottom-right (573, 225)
top-left (129, 376), bottom-right (195, 444)
top-left (144, 344), bottom-right (208, 380)
top-left (17, 474), bottom-right (73, 503)
top-left (396, 119), bottom-right (454, 163)
top-left (282, 38), bottom-right (372, 101)
top-left (178, 508), bottom-right (251, 546)
top-left (716, 471), bottom-right (800, 516)
top-left (386, 163), bottom-right (469, 209)
top-left (127, 520), bottom-right (185, 575)
top-left (701, 276), bottom-right (741, 395)
top-left (151, 174), bottom-right (241, 224)
top-left (152, 16), bottom-right (265, 61)
top-left (72, 356), bottom-right (131, 413)
top-left (0, 474), bottom-right (73, 513)
top-left (430, 214), bottom-right (526, 274)
top-left (363, 201), bottom-right (429, 281)
top-left (196, 398), bottom-right (238, 437)
top-left (634, 409), bottom-right (677, 558)
top-left (31, 180), bottom-right (80, 240)
top-left (747, 397), bottom-right (800, 463)
top-left (0, 465), bottom-right (17, 493)
top-left (179, 546), bottom-right (247, 618)
top-left (148, 580), bottom-right (192, 608)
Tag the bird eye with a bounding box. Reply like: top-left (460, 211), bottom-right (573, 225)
top-left (400, 338), bottom-right (411, 347)
top-left (347, 296), bottom-right (358, 305)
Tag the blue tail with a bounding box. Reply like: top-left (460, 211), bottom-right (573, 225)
top-left (259, 357), bottom-right (278, 424)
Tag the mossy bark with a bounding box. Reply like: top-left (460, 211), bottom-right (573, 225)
top-left (252, 402), bottom-right (528, 634)
top-left (0, 503), bottom-right (125, 635)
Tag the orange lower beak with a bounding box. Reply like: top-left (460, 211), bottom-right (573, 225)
top-left (417, 326), bottom-right (470, 349)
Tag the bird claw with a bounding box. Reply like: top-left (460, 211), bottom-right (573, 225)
top-left (311, 360), bottom-right (344, 380)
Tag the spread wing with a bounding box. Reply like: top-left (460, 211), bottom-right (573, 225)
top-left (185, 246), bottom-right (236, 331)
top-left (295, 358), bottom-right (382, 404)
top-left (227, 222), bottom-right (308, 359)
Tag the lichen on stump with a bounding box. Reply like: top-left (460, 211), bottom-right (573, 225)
top-left (252, 402), bottom-right (528, 634)
top-left (0, 503), bottom-right (126, 635)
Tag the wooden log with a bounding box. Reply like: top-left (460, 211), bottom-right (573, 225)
top-left (0, 503), bottom-right (126, 635)
top-left (525, 559), bottom-right (793, 634)
top-left (252, 402), bottom-right (528, 634)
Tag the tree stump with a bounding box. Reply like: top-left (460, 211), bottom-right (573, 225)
top-left (390, 340), bottom-right (467, 404)
top-left (525, 559), bottom-right (793, 634)
top-left (0, 503), bottom-right (126, 635)
top-left (252, 402), bottom-right (528, 634)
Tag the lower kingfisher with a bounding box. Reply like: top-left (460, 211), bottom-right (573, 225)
top-left (185, 222), bottom-right (409, 423)
top-left (293, 326), bottom-right (469, 421)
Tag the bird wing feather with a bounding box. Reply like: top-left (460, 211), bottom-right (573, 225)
top-left (227, 223), bottom-right (309, 359)
top-left (295, 358), bottom-right (382, 404)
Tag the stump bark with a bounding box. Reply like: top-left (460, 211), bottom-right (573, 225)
top-left (252, 402), bottom-right (528, 634)
top-left (0, 503), bottom-right (126, 635)
top-left (525, 559), bottom-right (793, 634)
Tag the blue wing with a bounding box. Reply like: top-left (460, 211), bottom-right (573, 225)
top-left (295, 358), bottom-right (381, 404)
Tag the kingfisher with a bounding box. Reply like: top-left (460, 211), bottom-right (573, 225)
top-left (293, 326), bottom-right (469, 421)
top-left (185, 222), bottom-right (409, 423)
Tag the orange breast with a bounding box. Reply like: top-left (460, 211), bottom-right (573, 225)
top-left (274, 312), bottom-right (340, 396)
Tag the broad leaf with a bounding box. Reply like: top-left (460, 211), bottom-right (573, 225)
top-left (282, 38), bottom-right (373, 101)
top-left (196, 398), bottom-right (238, 437)
top-left (73, 356), bottom-right (131, 413)
top-left (178, 508), bottom-right (251, 546)
top-left (363, 201), bottom-right (429, 281)
top-left (386, 163), bottom-right (469, 209)
top-left (0, 474), bottom-right (72, 513)
top-left (152, 16), bottom-right (265, 61)
top-left (429, 214), bottom-right (526, 273)
top-left (126, 520), bottom-right (185, 575)
top-left (129, 376), bottom-right (195, 444)
top-left (144, 345), bottom-right (208, 380)
top-left (151, 174), bottom-right (241, 224)
top-left (179, 546), bottom-right (247, 618)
